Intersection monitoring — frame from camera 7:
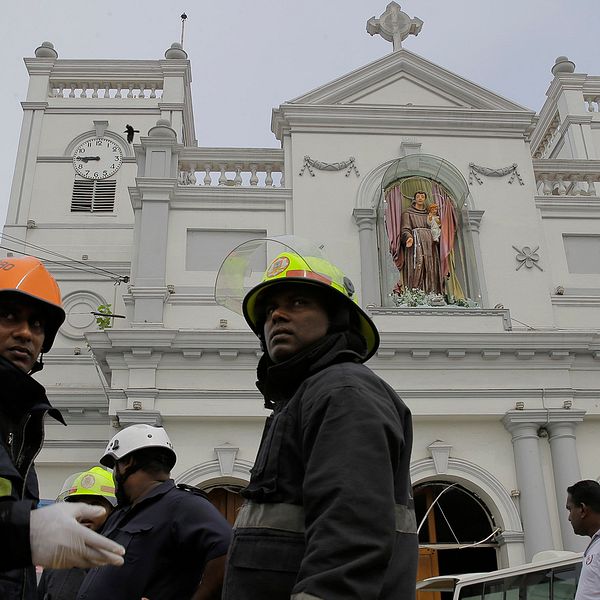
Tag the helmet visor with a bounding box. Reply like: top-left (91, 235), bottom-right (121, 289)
top-left (215, 236), bottom-right (335, 316)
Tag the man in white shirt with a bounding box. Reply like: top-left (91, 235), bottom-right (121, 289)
top-left (567, 480), bottom-right (600, 600)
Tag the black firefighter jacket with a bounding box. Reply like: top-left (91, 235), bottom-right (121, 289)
top-left (0, 356), bottom-right (65, 600)
top-left (223, 332), bottom-right (419, 600)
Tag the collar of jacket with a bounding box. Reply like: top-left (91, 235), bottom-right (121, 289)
top-left (0, 355), bottom-right (65, 425)
top-left (256, 331), bottom-right (365, 409)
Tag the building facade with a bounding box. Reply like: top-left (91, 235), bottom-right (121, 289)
top-left (3, 4), bottom-right (600, 580)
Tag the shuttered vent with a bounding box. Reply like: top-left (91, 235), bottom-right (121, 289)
top-left (71, 180), bottom-right (116, 212)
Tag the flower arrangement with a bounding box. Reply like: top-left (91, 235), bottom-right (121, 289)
top-left (392, 288), bottom-right (478, 308)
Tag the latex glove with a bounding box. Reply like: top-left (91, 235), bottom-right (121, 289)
top-left (30, 502), bottom-right (125, 569)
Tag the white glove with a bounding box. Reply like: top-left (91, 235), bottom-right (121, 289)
top-left (30, 502), bottom-right (125, 569)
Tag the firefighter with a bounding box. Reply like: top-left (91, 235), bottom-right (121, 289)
top-left (216, 237), bottom-right (418, 600)
top-left (38, 466), bottom-right (118, 599)
top-left (77, 424), bottom-right (232, 600)
top-left (0, 256), bottom-right (124, 600)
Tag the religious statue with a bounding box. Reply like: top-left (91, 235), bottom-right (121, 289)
top-left (427, 203), bottom-right (441, 242)
top-left (400, 191), bottom-right (442, 294)
top-left (385, 184), bottom-right (465, 301)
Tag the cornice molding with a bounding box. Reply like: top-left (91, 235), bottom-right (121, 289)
top-left (30, 58), bottom-right (174, 80)
top-left (20, 102), bottom-right (48, 110)
top-left (370, 306), bottom-right (511, 330)
top-left (130, 184), bottom-right (289, 212)
top-left (272, 105), bottom-right (535, 140)
top-left (535, 197), bottom-right (600, 219)
top-left (179, 147), bottom-right (284, 164)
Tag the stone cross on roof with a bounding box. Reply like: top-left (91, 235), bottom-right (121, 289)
top-left (366, 2), bottom-right (423, 51)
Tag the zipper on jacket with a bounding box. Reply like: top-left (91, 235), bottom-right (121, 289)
top-left (21, 413), bottom-right (45, 600)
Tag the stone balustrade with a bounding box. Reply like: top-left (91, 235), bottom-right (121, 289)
top-left (584, 95), bottom-right (600, 112)
top-left (178, 148), bottom-right (285, 188)
top-left (533, 159), bottom-right (600, 196)
top-left (49, 81), bottom-right (163, 99)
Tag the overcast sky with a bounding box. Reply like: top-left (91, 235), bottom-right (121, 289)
top-left (2, 0), bottom-right (599, 227)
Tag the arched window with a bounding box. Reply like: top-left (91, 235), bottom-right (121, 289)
top-left (376, 155), bottom-right (481, 307)
top-left (415, 481), bottom-right (499, 591)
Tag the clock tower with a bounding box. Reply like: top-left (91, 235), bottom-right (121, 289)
top-left (2, 40), bottom-right (195, 475)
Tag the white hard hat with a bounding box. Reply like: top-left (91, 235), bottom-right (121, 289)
top-left (100, 424), bottom-right (176, 469)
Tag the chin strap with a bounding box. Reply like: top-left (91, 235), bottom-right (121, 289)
top-left (30, 354), bottom-right (44, 374)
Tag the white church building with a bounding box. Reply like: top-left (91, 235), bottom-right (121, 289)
top-left (3, 2), bottom-right (599, 581)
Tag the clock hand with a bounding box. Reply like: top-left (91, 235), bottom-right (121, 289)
top-left (75, 156), bottom-right (101, 162)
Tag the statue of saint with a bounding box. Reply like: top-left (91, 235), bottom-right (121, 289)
top-left (399, 191), bottom-right (443, 294)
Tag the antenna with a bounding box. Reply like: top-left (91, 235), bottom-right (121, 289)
top-left (180, 13), bottom-right (188, 47)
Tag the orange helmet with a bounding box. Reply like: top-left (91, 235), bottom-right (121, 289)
top-left (0, 256), bottom-right (65, 352)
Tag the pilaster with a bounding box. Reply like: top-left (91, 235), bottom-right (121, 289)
top-left (353, 207), bottom-right (379, 307)
top-left (130, 119), bottom-right (181, 325)
top-left (545, 409), bottom-right (587, 552)
top-left (502, 410), bottom-right (554, 559)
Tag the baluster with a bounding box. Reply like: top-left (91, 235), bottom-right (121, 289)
top-left (57, 83), bottom-right (65, 98)
top-left (138, 85), bottom-right (146, 99)
top-left (150, 84), bottom-right (156, 98)
top-left (556, 175), bottom-right (567, 196)
top-left (127, 84), bottom-right (134, 98)
top-left (570, 176), bottom-right (582, 196)
top-left (280, 170), bottom-right (285, 188)
top-left (233, 165), bottom-right (242, 186)
top-left (69, 83), bottom-right (76, 98)
top-left (585, 176), bottom-right (598, 196)
top-left (91, 83), bottom-right (99, 98)
top-left (218, 165), bottom-right (228, 186)
top-left (249, 164), bottom-right (259, 186)
top-left (115, 84), bottom-right (122, 99)
top-left (203, 164), bottom-right (212, 186)
top-left (265, 166), bottom-right (273, 187)
top-left (541, 175), bottom-right (552, 196)
top-left (595, 97), bottom-right (600, 113)
top-left (189, 163), bottom-right (198, 185)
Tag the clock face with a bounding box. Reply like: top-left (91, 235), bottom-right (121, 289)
top-left (73, 138), bottom-right (123, 180)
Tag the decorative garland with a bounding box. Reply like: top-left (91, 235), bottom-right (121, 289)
top-left (299, 156), bottom-right (360, 177)
top-left (469, 163), bottom-right (524, 186)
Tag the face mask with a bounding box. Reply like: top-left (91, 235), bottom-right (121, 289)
top-left (114, 460), bottom-right (140, 506)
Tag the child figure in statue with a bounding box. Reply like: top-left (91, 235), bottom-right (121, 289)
top-left (427, 203), bottom-right (441, 242)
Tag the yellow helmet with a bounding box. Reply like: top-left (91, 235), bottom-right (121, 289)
top-left (215, 236), bottom-right (379, 361)
top-left (57, 466), bottom-right (117, 507)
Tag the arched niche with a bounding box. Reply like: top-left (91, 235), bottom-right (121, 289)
top-left (378, 155), bottom-right (481, 306)
top-left (353, 155), bottom-right (487, 308)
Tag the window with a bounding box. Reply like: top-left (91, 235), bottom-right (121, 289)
top-left (70, 179), bottom-right (116, 212)
top-left (185, 230), bottom-right (266, 271)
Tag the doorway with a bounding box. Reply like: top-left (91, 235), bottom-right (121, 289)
top-left (415, 481), bottom-right (498, 598)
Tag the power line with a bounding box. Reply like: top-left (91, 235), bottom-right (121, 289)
top-left (0, 244), bottom-right (127, 283)
top-left (1, 236), bottom-right (126, 282)
top-left (1, 232), bottom-right (128, 282)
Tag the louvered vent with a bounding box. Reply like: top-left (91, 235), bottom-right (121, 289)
top-left (71, 180), bottom-right (116, 212)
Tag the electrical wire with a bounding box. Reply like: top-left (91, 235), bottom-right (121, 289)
top-left (1, 232), bottom-right (128, 282)
top-left (1, 231), bottom-right (122, 278)
top-left (0, 243), bottom-right (127, 283)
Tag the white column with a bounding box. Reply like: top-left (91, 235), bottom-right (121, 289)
top-left (352, 208), bottom-right (379, 307)
top-left (503, 411), bottom-right (554, 560)
top-left (546, 409), bottom-right (587, 552)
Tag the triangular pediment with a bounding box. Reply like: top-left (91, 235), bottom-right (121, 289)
top-left (288, 48), bottom-right (529, 112)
